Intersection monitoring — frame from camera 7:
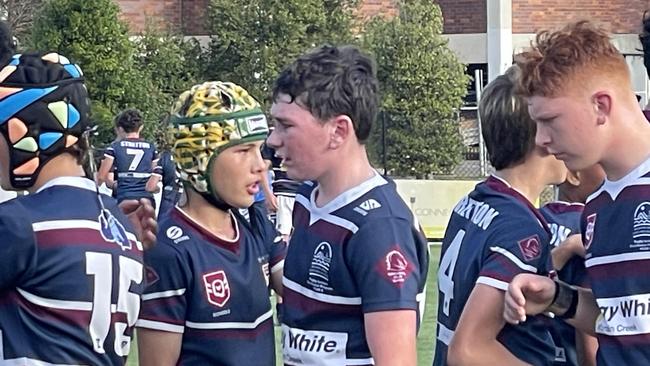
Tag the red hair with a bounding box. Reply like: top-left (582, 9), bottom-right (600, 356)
top-left (516, 21), bottom-right (629, 97)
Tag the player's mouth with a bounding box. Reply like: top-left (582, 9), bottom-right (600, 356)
top-left (246, 182), bottom-right (259, 195)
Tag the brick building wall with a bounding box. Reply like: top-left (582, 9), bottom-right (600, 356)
top-left (513, 0), bottom-right (649, 34)
top-left (436, 0), bottom-right (487, 33)
top-left (116, 0), bottom-right (649, 36)
top-left (117, 0), bottom-right (182, 33)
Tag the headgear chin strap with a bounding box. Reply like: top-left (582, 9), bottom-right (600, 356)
top-left (0, 52), bottom-right (89, 189)
top-left (167, 81), bottom-right (269, 210)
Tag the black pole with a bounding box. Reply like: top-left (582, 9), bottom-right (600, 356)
top-left (381, 111), bottom-right (387, 176)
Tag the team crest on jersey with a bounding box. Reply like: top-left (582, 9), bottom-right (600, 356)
top-left (633, 202), bottom-right (650, 247)
top-left (307, 242), bottom-right (333, 292)
top-left (145, 266), bottom-right (160, 287)
top-left (584, 213), bottom-right (597, 250)
top-left (203, 270), bottom-right (231, 307)
top-left (517, 235), bottom-right (541, 261)
top-left (98, 209), bottom-right (131, 251)
top-left (380, 247), bottom-right (412, 286)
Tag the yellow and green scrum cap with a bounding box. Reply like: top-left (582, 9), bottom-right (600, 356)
top-left (167, 81), bottom-right (269, 194)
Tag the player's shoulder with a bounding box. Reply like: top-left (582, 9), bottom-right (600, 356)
top-left (0, 198), bottom-right (34, 229)
top-left (540, 201), bottom-right (584, 218)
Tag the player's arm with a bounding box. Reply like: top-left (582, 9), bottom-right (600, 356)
top-left (347, 217), bottom-right (427, 366)
top-left (576, 328), bottom-right (598, 366)
top-left (136, 241), bottom-right (189, 364)
top-left (448, 284), bottom-right (531, 366)
top-left (146, 174), bottom-right (161, 193)
top-left (96, 147), bottom-right (115, 187)
top-left (504, 274), bottom-right (600, 336)
top-left (138, 329), bottom-right (182, 366)
top-left (550, 234), bottom-right (585, 270)
top-left (365, 310), bottom-right (417, 366)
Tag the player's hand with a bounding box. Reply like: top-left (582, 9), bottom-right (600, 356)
top-left (504, 274), bottom-right (555, 324)
top-left (119, 198), bottom-right (157, 250)
top-left (266, 194), bottom-right (279, 212)
top-left (563, 234), bottom-right (586, 258)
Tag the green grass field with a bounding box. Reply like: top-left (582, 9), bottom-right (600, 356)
top-left (128, 246), bottom-right (441, 366)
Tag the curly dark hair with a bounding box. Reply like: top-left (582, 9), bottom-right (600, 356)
top-left (0, 21), bottom-right (16, 66)
top-left (272, 45), bottom-right (379, 142)
top-left (114, 108), bottom-right (143, 133)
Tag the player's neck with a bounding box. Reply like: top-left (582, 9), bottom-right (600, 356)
top-left (181, 190), bottom-right (236, 240)
top-left (314, 148), bottom-right (374, 207)
top-left (124, 132), bottom-right (140, 139)
top-left (601, 114), bottom-right (650, 181)
top-left (493, 167), bottom-right (547, 205)
top-left (28, 154), bottom-right (86, 193)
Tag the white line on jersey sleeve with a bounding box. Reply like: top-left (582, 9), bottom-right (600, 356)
top-left (185, 309), bottom-right (273, 330)
top-left (283, 277), bottom-right (362, 305)
top-left (476, 276), bottom-right (509, 291)
top-left (489, 246), bottom-right (538, 273)
top-left (136, 319), bottom-right (185, 333)
top-left (271, 259), bottom-right (284, 274)
top-left (141, 288), bottom-right (186, 301)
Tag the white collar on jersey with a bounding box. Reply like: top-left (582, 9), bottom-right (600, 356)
top-left (174, 206), bottom-right (240, 244)
top-left (305, 170), bottom-right (387, 225)
top-left (489, 174), bottom-right (532, 201)
top-left (587, 156), bottom-right (650, 202)
top-left (35, 176), bottom-right (98, 194)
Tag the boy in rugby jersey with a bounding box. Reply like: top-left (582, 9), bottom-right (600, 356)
top-left (97, 108), bottom-right (158, 206)
top-left (504, 21), bottom-right (650, 365)
top-left (136, 81), bottom-right (286, 365)
top-left (433, 65), bottom-right (567, 366)
top-left (541, 166), bottom-right (605, 366)
top-left (267, 45), bottom-right (429, 366)
top-left (0, 53), bottom-right (156, 365)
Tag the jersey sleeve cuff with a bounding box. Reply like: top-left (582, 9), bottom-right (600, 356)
top-left (362, 300), bottom-right (419, 313)
top-left (136, 318), bottom-right (185, 333)
top-left (476, 276), bottom-right (509, 291)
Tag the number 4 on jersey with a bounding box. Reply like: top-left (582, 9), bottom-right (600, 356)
top-left (438, 230), bottom-right (465, 316)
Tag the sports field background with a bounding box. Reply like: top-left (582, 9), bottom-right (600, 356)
top-left (127, 246), bottom-right (442, 366)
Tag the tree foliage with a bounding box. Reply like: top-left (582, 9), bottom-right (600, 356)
top-left (203, 0), bottom-right (358, 106)
top-left (29, 0), bottom-right (201, 146)
top-left (363, 0), bottom-right (468, 177)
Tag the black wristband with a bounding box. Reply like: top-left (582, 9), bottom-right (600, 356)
top-left (546, 280), bottom-right (578, 319)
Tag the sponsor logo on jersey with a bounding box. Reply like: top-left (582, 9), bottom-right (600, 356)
top-left (282, 325), bottom-right (348, 365)
top-left (203, 270), bottom-right (231, 307)
top-left (98, 209), bottom-right (131, 251)
top-left (307, 242), bottom-right (333, 292)
top-left (166, 225), bottom-right (190, 244)
top-left (633, 202), bottom-right (650, 248)
top-left (596, 293), bottom-right (650, 336)
top-left (517, 235), bottom-right (541, 261)
top-left (353, 199), bottom-right (382, 216)
top-left (584, 213), bottom-right (597, 250)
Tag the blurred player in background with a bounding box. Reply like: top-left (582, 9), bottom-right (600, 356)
top-left (434, 65), bottom-right (566, 366)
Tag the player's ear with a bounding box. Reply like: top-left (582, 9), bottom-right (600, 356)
top-left (566, 170), bottom-right (581, 186)
top-left (328, 114), bottom-right (352, 150)
top-left (592, 91), bottom-right (612, 125)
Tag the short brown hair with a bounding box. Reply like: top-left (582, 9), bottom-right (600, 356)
top-left (516, 21), bottom-right (629, 97)
top-left (479, 66), bottom-right (536, 170)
